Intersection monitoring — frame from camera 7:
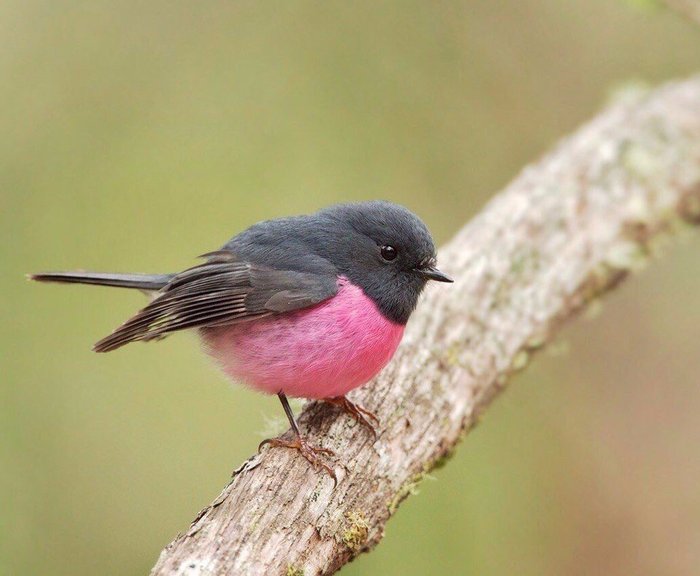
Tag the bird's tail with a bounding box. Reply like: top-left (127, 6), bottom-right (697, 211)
top-left (29, 271), bottom-right (173, 291)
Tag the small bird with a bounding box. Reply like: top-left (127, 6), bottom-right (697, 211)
top-left (31, 201), bottom-right (452, 476)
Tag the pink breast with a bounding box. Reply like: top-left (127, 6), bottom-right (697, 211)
top-left (200, 277), bottom-right (405, 399)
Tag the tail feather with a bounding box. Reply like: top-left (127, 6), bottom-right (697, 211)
top-left (29, 271), bottom-right (173, 291)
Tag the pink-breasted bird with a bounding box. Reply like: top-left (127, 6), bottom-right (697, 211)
top-left (31, 201), bottom-right (452, 476)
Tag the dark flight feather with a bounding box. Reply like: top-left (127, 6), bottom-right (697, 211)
top-left (29, 271), bottom-right (173, 291)
top-left (92, 253), bottom-right (338, 353)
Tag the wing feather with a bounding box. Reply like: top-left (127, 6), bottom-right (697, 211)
top-left (93, 253), bottom-right (337, 352)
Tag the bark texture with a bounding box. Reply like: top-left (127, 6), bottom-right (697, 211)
top-left (150, 77), bottom-right (700, 576)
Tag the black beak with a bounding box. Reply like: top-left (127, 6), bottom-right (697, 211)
top-left (416, 265), bottom-right (454, 283)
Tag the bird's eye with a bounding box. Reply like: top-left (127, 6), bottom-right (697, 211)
top-left (380, 245), bottom-right (397, 261)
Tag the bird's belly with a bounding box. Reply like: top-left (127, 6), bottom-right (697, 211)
top-left (200, 279), bottom-right (405, 399)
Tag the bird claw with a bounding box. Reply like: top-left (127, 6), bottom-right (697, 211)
top-left (324, 396), bottom-right (380, 438)
top-left (259, 436), bottom-right (337, 482)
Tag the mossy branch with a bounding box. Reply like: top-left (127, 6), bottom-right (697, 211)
top-left (149, 76), bottom-right (700, 576)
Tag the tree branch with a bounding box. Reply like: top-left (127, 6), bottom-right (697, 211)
top-left (150, 77), bottom-right (700, 576)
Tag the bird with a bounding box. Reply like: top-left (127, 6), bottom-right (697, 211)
top-left (30, 200), bottom-right (452, 477)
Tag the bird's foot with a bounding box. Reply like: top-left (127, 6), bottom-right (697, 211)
top-left (259, 435), bottom-right (336, 481)
top-left (323, 396), bottom-right (380, 438)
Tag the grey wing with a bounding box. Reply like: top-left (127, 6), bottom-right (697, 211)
top-left (93, 251), bottom-right (338, 352)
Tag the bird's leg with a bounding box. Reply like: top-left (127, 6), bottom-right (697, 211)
top-left (258, 392), bottom-right (336, 480)
top-left (323, 396), bottom-right (380, 438)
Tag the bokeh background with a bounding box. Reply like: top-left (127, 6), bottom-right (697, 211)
top-left (2, 1), bottom-right (700, 575)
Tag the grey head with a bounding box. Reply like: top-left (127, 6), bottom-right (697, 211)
top-left (227, 200), bottom-right (452, 325)
top-left (314, 201), bottom-right (452, 323)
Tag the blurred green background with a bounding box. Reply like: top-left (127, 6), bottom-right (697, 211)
top-left (2, 1), bottom-right (700, 575)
